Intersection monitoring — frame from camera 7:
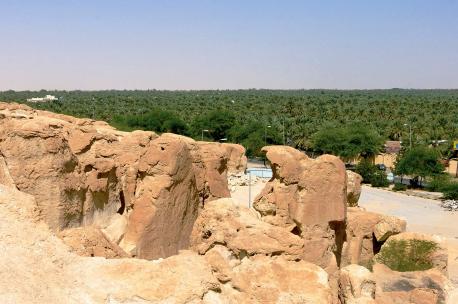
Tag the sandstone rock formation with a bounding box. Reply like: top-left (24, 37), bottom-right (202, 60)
top-left (0, 184), bottom-right (221, 303)
top-left (341, 207), bottom-right (406, 268)
top-left (339, 264), bottom-right (376, 303)
top-left (253, 146), bottom-right (347, 274)
top-left (0, 184), bottom-right (333, 303)
top-left (347, 170), bottom-right (363, 207)
top-left (0, 102), bottom-right (232, 260)
top-left (191, 198), bottom-right (333, 303)
top-left (214, 255), bottom-right (333, 303)
top-left (372, 263), bottom-right (451, 304)
top-left (191, 198), bottom-right (304, 260)
top-left (59, 226), bottom-right (129, 258)
top-left (222, 143), bottom-right (247, 174)
top-left (339, 262), bottom-right (453, 304)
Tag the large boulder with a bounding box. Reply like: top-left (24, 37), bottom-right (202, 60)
top-left (341, 207), bottom-right (406, 268)
top-left (222, 143), bottom-right (247, 174)
top-left (188, 140), bottom-right (231, 204)
top-left (253, 146), bottom-right (347, 273)
top-left (214, 255), bottom-right (333, 303)
top-left (190, 198), bottom-right (304, 259)
top-left (339, 262), bottom-right (453, 304)
top-left (118, 134), bottom-right (201, 259)
top-left (339, 264), bottom-right (376, 304)
top-left (191, 198), bottom-right (333, 303)
top-left (347, 170), bottom-right (363, 207)
top-left (372, 263), bottom-right (452, 304)
top-left (58, 226), bottom-right (129, 258)
top-left (0, 102), bottom-right (231, 260)
top-left (0, 155), bottom-right (15, 188)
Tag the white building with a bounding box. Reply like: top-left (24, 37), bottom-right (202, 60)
top-left (27, 95), bottom-right (58, 103)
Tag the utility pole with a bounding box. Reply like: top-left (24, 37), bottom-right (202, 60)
top-left (404, 123), bottom-right (412, 149)
top-left (92, 97), bottom-right (95, 119)
top-left (282, 119), bottom-right (285, 145)
top-left (264, 125), bottom-right (271, 146)
top-left (201, 129), bottom-right (209, 141)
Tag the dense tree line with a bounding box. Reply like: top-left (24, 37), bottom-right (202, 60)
top-left (1, 89), bottom-right (458, 157)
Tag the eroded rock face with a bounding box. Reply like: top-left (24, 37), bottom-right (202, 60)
top-left (347, 170), bottom-right (363, 207)
top-left (216, 255), bottom-right (333, 303)
top-left (59, 226), bottom-right (129, 258)
top-left (0, 102), bottom-right (232, 260)
top-left (372, 263), bottom-right (451, 304)
top-left (339, 264), bottom-right (376, 304)
top-left (342, 207), bottom-right (406, 268)
top-left (191, 198), bottom-right (333, 303)
top-left (253, 146), bottom-right (347, 273)
top-left (1, 184), bottom-right (334, 303)
top-left (222, 143), bottom-right (247, 174)
top-left (188, 140), bottom-right (231, 204)
top-left (190, 198), bottom-right (304, 260)
top-left (0, 185), bottom-right (220, 303)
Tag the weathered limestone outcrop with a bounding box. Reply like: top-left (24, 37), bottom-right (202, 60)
top-left (372, 263), bottom-right (451, 304)
top-left (213, 255), bottom-right (333, 303)
top-left (347, 170), bottom-right (363, 207)
top-left (0, 102), bottom-right (233, 260)
top-left (339, 262), bottom-right (453, 304)
top-left (191, 198), bottom-right (333, 303)
top-left (191, 198), bottom-right (304, 260)
top-left (253, 146), bottom-right (347, 274)
top-left (0, 184), bottom-right (220, 303)
top-left (222, 143), bottom-right (247, 174)
top-left (339, 264), bottom-right (376, 303)
top-left (342, 207), bottom-right (406, 268)
top-left (59, 226), bottom-right (130, 258)
top-left (187, 139), bottom-right (231, 204)
top-left (0, 183), bottom-right (333, 303)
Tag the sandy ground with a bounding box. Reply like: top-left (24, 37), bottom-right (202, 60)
top-left (360, 186), bottom-right (458, 285)
top-left (231, 181), bottom-right (458, 286)
top-left (230, 180), bottom-right (267, 208)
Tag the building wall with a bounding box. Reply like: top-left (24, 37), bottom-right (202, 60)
top-left (447, 160), bottom-right (458, 176)
top-left (374, 153), bottom-right (398, 170)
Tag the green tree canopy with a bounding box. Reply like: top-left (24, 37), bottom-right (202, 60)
top-left (191, 109), bottom-right (236, 141)
top-left (395, 146), bottom-right (444, 179)
top-left (113, 109), bottom-right (188, 135)
top-left (229, 120), bottom-right (281, 157)
top-left (312, 123), bottom-right (383, 161)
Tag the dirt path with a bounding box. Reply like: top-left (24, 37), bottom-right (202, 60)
top-left (359, 186), bottom-right (458, 285)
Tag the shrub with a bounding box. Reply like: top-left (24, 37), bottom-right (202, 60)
top-left (374, 239), bottom-right (438, 272)
top-left (392, 183), bottom-right (407, 191)
top-left (355, 160), bottom-right (377, 183)
top-left (370, 170), bottom-right (389, 188)
top-left (442, 183), bottom-right (458, 200)
top-left (426, 174), bottom-right (451, 192)
top-left (395, 146), bottom-right (444, 181)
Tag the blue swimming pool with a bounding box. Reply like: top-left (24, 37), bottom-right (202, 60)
top-left (246, 168), bottom-right (273, 179)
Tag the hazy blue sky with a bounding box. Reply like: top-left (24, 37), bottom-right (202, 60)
top-left (1, 0), bottom-right (457, 90)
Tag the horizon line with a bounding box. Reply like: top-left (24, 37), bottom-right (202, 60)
top-left (2, 88), bottom-right (458, 93)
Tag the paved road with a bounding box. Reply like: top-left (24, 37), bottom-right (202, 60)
top-left (359, 186), bottom-right (458, 239)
